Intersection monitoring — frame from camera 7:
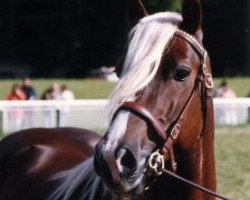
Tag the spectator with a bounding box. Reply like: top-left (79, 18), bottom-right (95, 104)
top-left (214, 80), bottom-right (236, 98)
top-left (21, 77), bottom-right (37, 100)
top-left (6, 83), bottom-right (26, 100)
top-left (6, 83), bottom-right (26, 132)
top-left (41, 87), bottom-right (53, 100)
top-left (60, 85), bottom-right (75, 126)
top-left (61, 84), bottom-right (75, 100)
top-left (40, 83), bottom-right (61, 127)
top-left (51, 83), bottom-right (62, 100)
top-left (41, 83), bottom-right (61, 100)
top-left (20, 77), bottom-right (37, 128)
top-left (214, 80), bottom-right (237, 125)
top-left (40, 86), bottom-right (54, 128)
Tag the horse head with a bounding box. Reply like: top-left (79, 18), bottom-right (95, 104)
top-left (94, 0), bottom-right (214, 196)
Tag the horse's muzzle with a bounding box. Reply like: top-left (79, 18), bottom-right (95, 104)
top-left (94, 140), bottom-right (140, 193)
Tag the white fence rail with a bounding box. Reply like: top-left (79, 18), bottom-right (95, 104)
top-left (214, 98), bottom-right (250, 126)
top-left (0, 100), bottom-right (107, 133)
top-left (0, 98), bottom-right (249, 133)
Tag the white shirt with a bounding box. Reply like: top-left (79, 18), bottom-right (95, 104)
top-left (61, 90), bottom-right (75, 100)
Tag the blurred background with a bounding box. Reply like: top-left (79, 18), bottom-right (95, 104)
top-left (0, 0), bottom-right (249, 199)
top-left (0, 0), bottom-right (249, 78)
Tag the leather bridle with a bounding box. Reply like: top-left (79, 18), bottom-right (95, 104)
top-left (113, 30), bottom-right (231, 200)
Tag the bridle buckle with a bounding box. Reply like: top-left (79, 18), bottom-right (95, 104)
top-left (170, 124), bottom-right (180, 140)
top-left (202, 58), bottom-right (214, 90)
top-left (148, 150), bottom-right (165, 176)
top-left (204, 73), bottom-right (214, 89)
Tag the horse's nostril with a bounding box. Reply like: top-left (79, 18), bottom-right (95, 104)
top-left (116, 148), bottom-right (137, 176)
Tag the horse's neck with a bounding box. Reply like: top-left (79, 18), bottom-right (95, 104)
top-left (183, 106), bottom-right (216, 200)
top-left (199, 107), bottom-right (216, 200)
top-left (150, 107), bottom-right (216, 200)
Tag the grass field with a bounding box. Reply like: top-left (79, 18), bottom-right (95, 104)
top-left (0, 77), bottom-right (250, 99)
top-left (215, 126), bottom-right (250, 200)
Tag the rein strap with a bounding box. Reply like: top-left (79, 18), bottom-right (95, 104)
top-left (161, 168), bottom-right (232, 200)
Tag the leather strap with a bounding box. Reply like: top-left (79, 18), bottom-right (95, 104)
top-left (161, 169), bottom-right (231, 200)
top-left (120, 102), bottom-right (167, 141)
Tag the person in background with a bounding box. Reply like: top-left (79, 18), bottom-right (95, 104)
top-left (51, 83), bottom-right (62, 100)
top-left (21, 77), bottom-right (37, 100)
top-left (40, 83), bottom-right (61, 127)
top-left (20, 77), bottom-right (37, 128)
top-left (7, 83), bottom-right (26, 100)
top-left (214, 80), bottom-right (237, 125)
top-left (40, 83), bottom-right (61, 100)
top-left (6, 83), bottom-right (26, 132)
top-left (60, 84), bottom-right (75, 126)
top-left (41, 87), bottom-right (53, 100)
top-left (61, 84), bottom-right (75, 100)
top-left (40, 85), bottom-right (55, 128)
top-left (214, 80), bottom-right (236, 98)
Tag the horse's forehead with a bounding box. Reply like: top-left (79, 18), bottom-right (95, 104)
top-left (164, 36), bottom-right (200, 66)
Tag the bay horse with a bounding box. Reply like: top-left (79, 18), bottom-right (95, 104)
top-left (0, 0), bottom-right (219, 200)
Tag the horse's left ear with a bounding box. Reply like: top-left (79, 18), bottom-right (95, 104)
top-left (126, 0), bottom-right (148, 27)
top-left (180, 0), bottom-right (203, 41)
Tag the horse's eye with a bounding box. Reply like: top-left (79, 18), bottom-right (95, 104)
top-left (174, 68), bottom-right (190, 82)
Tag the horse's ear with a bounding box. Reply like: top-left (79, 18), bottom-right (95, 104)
top-left (126, 0), bottom-right (148, 27)
top-left (180, 0), bottom-right (203, 41)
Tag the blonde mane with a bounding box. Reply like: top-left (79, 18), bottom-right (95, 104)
top-left (106, 12), bottom-right (182, 118)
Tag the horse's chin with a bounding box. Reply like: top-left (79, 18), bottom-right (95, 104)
top-left (114, 186), bottom-right (144, 200)
top-left (109, 174), bottom-right (145, 197)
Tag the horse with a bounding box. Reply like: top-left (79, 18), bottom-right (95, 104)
top-left (0, 128), bottom-right (102, 200)
top-left (0, 0), bottom-right (217, 200)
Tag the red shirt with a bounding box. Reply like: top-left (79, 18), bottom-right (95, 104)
top-left (7, 90), bottom-right (26, 100)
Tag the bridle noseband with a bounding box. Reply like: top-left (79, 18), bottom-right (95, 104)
top-left (113, 30), bottom-right (231, 200)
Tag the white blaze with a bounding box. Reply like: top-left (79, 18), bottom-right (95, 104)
top-left (104, 111), bottom-right (130, 152)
